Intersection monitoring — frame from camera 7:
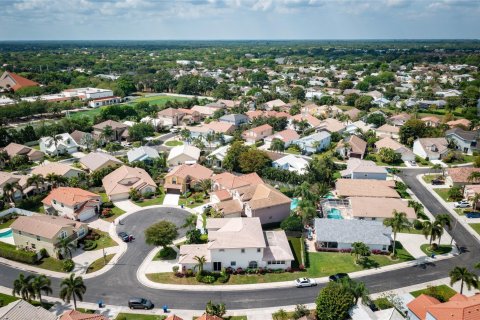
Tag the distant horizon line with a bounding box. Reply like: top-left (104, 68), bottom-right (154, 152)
top-left (0, 38), bottom-right (479, 42)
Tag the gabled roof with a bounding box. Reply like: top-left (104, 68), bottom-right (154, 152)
top-left (291, 114), bottom-right (321, 128)
top-left (31, 162), bottom-right (83, 177)
top-left (92, 120), bottom-right (127, 130)
top-left (377, 124), bottom-right (400, 134)
top-left (11, 215), bottom-right (86, 239)
top-left (102, 165), bottom-right (157, 196)
top-left (0, 71), bottom-right (39, 91)
top-left (446, 128), bottom-right (479, 142)
top-left (0, 299), bottom-right (57, 320)
top-left (266, 129), bottom-right (299, 143)
top-left (346, 135), bottom-right (367, 155)
top-left (212, 172), bottom-right (263, 190)
top-left (60, 309), bottom-right (110, 320)
top-left (42, 187), bottom-right (100, 206)
top-left (236, 183), bottom-right (291, 210)
top-left (335, 179), bottom-right (399, 198)
top-left (80, 152), bottom-right (122, 171)
top-left (165, 163), bottom-right (213, 181)
top-left (167, 145), bottom-right (201, 161)
top-left (127, 146), bottom-right (160, 163)
top-left (447, 167), bottom-right (480, 184)
top-left (407, 294), bottom-right (441, 320)
top-left (204, 121), bottom-right (235, 133)
top-left (207, 217), bottom-right (266, 249)
top-left (158, 107), bottom-right (184, 117)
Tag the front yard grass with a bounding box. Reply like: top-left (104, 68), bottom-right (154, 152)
top-left (179, 192), bottom-right (208, 208)
top-left (91, 230), bottom-right (118, 250)
top-left (410, 284), bottom-right (457, 302)
top-left (165, 140), bottom-right (183, 147)
top-left (136, 194), bottom-right (166, 207)
top-left (87, 254), bottom-right (115, 274)
top-left (420, 244), bottom-right (452, 256)
top-left (422, 174), bottom-right (440, 184)
top-left (393, 241), bottom-right (416, 261)
top-left (100, 193), bottom-right (126, 222)
top-left (115, 313), bottom-right (166, 320)
top-left (35, 257), bottom-right (65, 273)
top-left (146, 249), bottom-right (413, 285)
top-left (454, 208), bottom-right (466, 216)
top-left (434, 188), bottom-right (451, 202)
top-left (469, 223), bottom-right (480, 235)
top-left (0, 292), bottom-right (52, 309)
top-left (285, 146), bottom-right (301, 155)
top-left (288, 236), bottom-right (303, 268)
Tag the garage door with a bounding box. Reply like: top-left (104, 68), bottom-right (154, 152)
top-left (166, 188), bottom-right (181, 195)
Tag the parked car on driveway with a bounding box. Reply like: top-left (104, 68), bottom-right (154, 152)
top-left (466, 212), bottom-right (480, 218)
top-left (454, 200), bottom-right (470, 208)
top-left (431, 179), bottom-right (445, 185)
top-left (295, 278), bottom-right (317, 288)
top-left (329, 273), bottom-right (350, 282)
top-left (118, 231), bottom-right (130, 242)
top-left (128, 298), bottom-right (154, 310)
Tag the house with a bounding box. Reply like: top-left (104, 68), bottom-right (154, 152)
top-left (207, 145), bottom-right (229, 168)
top-left (0, 299), bottom-right (57, 320)
top-left (264, 99), bottom-right (287, 110)
top-left (289, 114), bottom-right (322, 130)
top-left (272, 154), bottom-right (309, 174)
top-left (102, 165), bottom-right (157, 201)
top-left (421, 116), bottom-right (441, 128)
top-left (340, 159), bottom-right (388, 180)
top-left (42, 187), bottom-right (101, 221)
top-left (264, 129), bottom-right (300, 149)
top-left (375, 137), bottom-right (415, 162)
top-left (293, 131), bottom-right (331, 154)
top-left (348, 197), bottom-right (416, 222)
top-left (335, 179), bottom-right (399, 198)
top-left (336, 135), bottom-right (367, 159)
top-left (445, 167), bottom-right (480, 186)
top-left (179, 217), bottom-right (294, 271)
top-left (178, 108), bottom-right (202, 124)
top-left (10, 215), bottom-right (88, 257)
top-left (464, 185), bottom-right (480, 207)
top-left (445, 128), bottom-right (479, 155)
top-left (413, 138), bottom-right (449, 160)
top-left (344, 121), bottom-right (372, 135)
top-left (219, 114), bottom-right (249, 126)
top-left (388, 113), bottom-right (411, 127)
top-left (60, 310), bottom-right (110, 320)
top-left (165, 315), bottom-right (184, 320)
top-left (314, 218), bottom-right (391, 252)
top-left (447, 118), bottom-right (471, 129)
top-left (70, 130), bottom-right (94, 149)
top-left (127, 146), bottom-right (160, 163)
top-left (167, 145), bottom-right (201, 166)
top-left (157, 108), bottom-right (187, 126)
top-left (204, 121), bottom-right (236, 134)
top-left (164, 163), bottom-right (213, 194)
top-left (317, 118), bottom-right (346, 133)
top-left (92, 120), bottom-right (129, 142)
top-left (88, 96), bottom-right (122, 108)
top-left (191, 105), bottom-right (218, 118)
top-left (0, 172), bottom-right (27, 200)
top-left (407, 292), bottom-right (480, 320)
top-left (2, 143), bottom-right (44, 162)
top-left (246, 110), bottom-right (290, 121)
top-left (39, 133), bottom-right (79, 156)
top-left (0, 71), bottom-right (39, 91)
top-left (344, 107), bottom-right (361, 121)
top-left (376, 124), bottom-right (400, 140)
top-left (212, 172), bottom-right (264, 191)
top-left (31, 162), bottom-right (84, 179)
top-left (79, 152), bottom-right (122, 172)
top-left (242, 124), bottom-right (273, 144)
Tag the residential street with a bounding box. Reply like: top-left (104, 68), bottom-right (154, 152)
top-left (0, 168), bottom-right (479, 310)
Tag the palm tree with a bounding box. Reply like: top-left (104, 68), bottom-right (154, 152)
top-left (46, 173), bottom-right (61, 188)
top-left (383, 210), bottom-right (411, 256)
top-left (422, 220), bottom-right (443, 248)
top-left (180, 128), bottom-right (191, 142)
top-left (449, 266), bottom-right (479, 294)
top-left (59, 274), bottom-right (86, 310)
top-left (194, 255), bottom-right (207, 274)
top-left (351, 242), bottom-right (370, 264)
top-left (12, 274), bottom-right (34, 301)
top-left (31, 275), bottom-right (52, 305)
top-left (27, 174), bottom-right (45, 192)
top-left (298, 200), bottom-right (317, 224)
top-left (182, 214), bottom-right (198, 230)
top-left (101, 125), bottom-right (114, 142)
top-left (205, 131), bottom-right (215, 150)
top-left (57, 238), bottom-right (76, 259)
top-left (270, 138), bottom-right (285, 152)
top-left (473, 193), bottom-right (480, 211)
top-left (197, 179), bottom-right (212, 196)
top-left (435, 214), bottom-right (452, 245)
top-left (467, 172), bottom-right (480, 184)
top-left (294, 181), bottom-right (316, 202)
top-left (51, 135), bottom-right (61, 157)
top-left (3, 182), bottom-right (22, 203)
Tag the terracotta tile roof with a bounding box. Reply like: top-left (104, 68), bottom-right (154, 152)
top-left (158, 107), bottom-right (184, 117)
top-left (165, 315), bottom-right (184, 320)
top-left (204, 121), bottom-right (235, 134)
top-left (211, 189), bottom-right (232, 201)
top-left (60, 309), bottom-right (110, 320)
top-left (318, 118), bottom-right (345, 133)
top-left (291, 114), bottom-right (321, 128)
top-left (448, 118), bottom-right (472, 128)
top-left (335, 179), bottom-right (399, 198)
top-left (0, 71), bottom-right (39, 91)
top-left (245, 124), bottom-right (272, 135)
top-left (11, 215), bottom-right (86, 239)
top-left (236, 183), bottom-right (291, 210)
top-left (165, 163), bottom-right (213, 181)
top-left (266, 129), bottom-right (299, 143)
top-left (407, 294), bottom-right (441, 320)
top-left (212, 172), bottom-right (263, 190)
top-left (377, 124), bottom-right (400, 134)
top-left (411, 293), bottom-right (480, 320)
top-left (42, 187), bottom-right (100, 206)
top-left (447, 167), bottom-right (480, 184)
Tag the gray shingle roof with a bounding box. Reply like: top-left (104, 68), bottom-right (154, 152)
top-left (314, 218), bottom-right (392, 246)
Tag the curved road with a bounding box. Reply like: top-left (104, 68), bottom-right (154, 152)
top-left (0, 169), bottom-right (479, 310)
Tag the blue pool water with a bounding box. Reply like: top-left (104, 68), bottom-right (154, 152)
top-left (326, 192), bottom-right (335, 199)
top-left (290, 198), bottom-right (299, 211)
top-left (0, 229), bottom-right (13, 238)
top-left (327, 208), bottom-right (343, 219)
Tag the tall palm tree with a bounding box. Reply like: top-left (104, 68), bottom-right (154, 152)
top-left (473, 193), bottom-right (480, 211)
top-left (57, 238), bottom-right (76, 259)
top-left (270, 138), bottom-right (285, 152)
top-left (27, 174), bottom-right (45, 192)
top-left (194, 255), bottom-right (207, 274)
top-left (12, 274), bottom-right (34, 301)
top-left (197, 179), bottom-right (212, 196)
top-left (31, 275), bottom-right (52, 305)
top-left (205, 131), bottom-right (215, 150)
top-left (46, 173), bottom-right (61, 188)
top-left (435, 214), bottom-right (452, 245)
top-left (59, 274), bottom-right (86, 310)
top-left (298, 200), bottom-right (317, 224)
top-left (294, 182), bottom-right (316, 202)
top-left (3, 182), bottom-right (22, 203)
top-left (182, 214), bottom-right (198, 230)
top-left (449, 266), bottom-right (479, 294)
top-left (467, 172), bottom-right (480, 184)
top-left (351, 242), bottom-right (370, 264)
top-left (422, 220), bottom-right (443, 248)
top-left (383, 210), bottom-right (411, 256)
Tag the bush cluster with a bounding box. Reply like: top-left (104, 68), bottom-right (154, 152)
top-left (62, 259), bottom-right (75, 272)
top-left (0, 242), bottom-right (37, 264)
top-left (83, 240), bottom-right (97, 251)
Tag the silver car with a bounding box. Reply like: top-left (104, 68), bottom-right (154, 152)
top-left (295, 278), bottom-right (317, 288)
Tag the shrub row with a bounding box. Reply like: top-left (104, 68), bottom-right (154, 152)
top-left (0, 242), bottom-right (37, 264)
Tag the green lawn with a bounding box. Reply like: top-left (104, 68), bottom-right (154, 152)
top-left (87, 254), bottom-right (115, 274)
top-left (285, 147), bottom-right (301, 155)
top-left (35, 257), bottom-right (65, 272)
top-left (410, 284), bottom-right (457, 302)
top-left (446, 154), bottom-right (476, 165)
top-left (91, 230), bottom-right (118, 250)
top-left (115, 313), bottom-right (166, 320)
top-left (434, 188), bottom-right (451, 202)
top-left (136, 194), bottom-right (165, 207)
top-left (394, 241), bottom-right (416, 261)
top-left (469, 223), bottom-right (480, 235)
top-left (179, 193), bottom-right (208, 208)
top-left (422, 174), bottom-right (441, 184)
top-left (0, 293), bottom-right (19, 306)
top-left (69, 107), bottom-right (104, 120)
top-left (193, 317), bottom-right (246, 320)
top-left (420, 244), bottom-right (452, 255)
top-left (372, 154), bottom-right (405, 167)
top-left (165, 140), bottom-right (183, 147)
top-left (100, 193), bottom-right (126, 222)
top-left (147, 250), bottom-right (413, 285)
top-left (0, 217), bottom-right (16, 229)
top-left (132, 95), bottom-right (190, 106)
top-left (288, 237), bottom-right (303, 268)
top-left (454, 208), bottom-right (466, 216)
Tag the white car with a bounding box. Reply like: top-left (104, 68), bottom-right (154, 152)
top-left (454, 200), bottom-right (470, 208)
top-left (295, 278), bottom-right (317, 288)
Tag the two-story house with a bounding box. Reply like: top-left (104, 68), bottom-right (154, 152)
top-left (242, 124), bottom-right (273, 145)
top-left (92, 120), bottom-right (129, 142)
top-left (39, 133), bottom-right (79, 156)
top-left (2, 143), bottom-right (44, 162)
top-left (178, 217), bottom-right (294, 272)
top-left (292, 131), bottom-right (331, 154)
top-left (42, 187), bottom-right (101, 221)
top-left (164, 163), bottom-right (213, 194)
top-left (445, 128), bottom-right (479, 155)
top-left (413, 137), bottom-right (449, 160)
top-left (11, 215), bottom-right (88, 257)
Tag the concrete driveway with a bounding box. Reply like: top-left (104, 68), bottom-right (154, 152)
top-left (113, 200), bottom-right (141, 212)
top-left (163, 193), bottom-right (180, 206)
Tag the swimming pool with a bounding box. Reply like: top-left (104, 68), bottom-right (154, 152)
top-left (325, 192), bottom-right (335, 199)
top-left (327, 208), bottom-right (343, 219)
top-left (290, 198), bottom-right (299, 211)
top-left (0, 228), bottom-right (13, 238)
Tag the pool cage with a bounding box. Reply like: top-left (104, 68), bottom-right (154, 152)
top-left (319, 198), bottom-right (352, 219)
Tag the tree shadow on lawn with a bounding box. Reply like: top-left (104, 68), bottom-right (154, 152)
top-left (358, 257), bottom-right (380, 269)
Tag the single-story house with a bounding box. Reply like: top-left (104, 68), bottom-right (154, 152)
top-left (317, 118), bottom-right (346, 133)
top-left (2, 143), bottom-right (44, 162)
top-left (293, 131), bottom-right (331, 154)
top-left (340, 159), bottom-right (388, 180)
top-left (264, 99), bottom-right (288, 110)
top-left (376, 124), bottom-right (400, 140)
top-left (167, 145), bottom-right (201, 166)
top-left (335, 179), bottom-right (399, 198)
top-left (272, 154), bottom-right (309, 174)
top-left (42, 187), bottom-right (101, 221)
top-left (374, 137), bottom-right (415, 162)
top-left (413, 138), bottom-right (449, 160)
top-left (0, 299), bottom-right (57, 320)
top-left (204, 121), bottom-right (236, 134)
top-left (70, 130), bottom-right (94, 149)
top-left (421, 116), bottom-right (441, 128)
top-left (219, 114), bottom-right (249, 126)
top-left (314, 218), bottom-right (391, 252)
top-left (179, 217), bottom-right (294, 272)
top-left (102, 165), bottom-right (157, 201)
top-left (447, 118), bottom-right (471, 129)
top-left (446, 167), bottom-right (480, 186)
top-left (39, 133), bottom-right (79, 156)
top-left (336, 135), bottom-right (367, 159)
top-left (242, 124), bottom-right (273, 144)
top-left (164, 163), bottom-right (213, 194)
top-left (344, 108), bottom-right (361, 121)
top-left (264, 129), bottom-right (300, 149)
top-left (79, 151), bottom-right (122, 172)
top-left (31, 162), bottom-right (84, 179)
top-left (127, 146), bottom-right (160, 163)
top-left (11, 215), bottom-right (88, 257)
top-left (445, 128), bottom-right (479, 155)
top-left (348, 197), bottom-right (416, 222)
top-left (289, 114), bottom-right (321, 130)
top-left (388, 113), bottom-right (411, 127)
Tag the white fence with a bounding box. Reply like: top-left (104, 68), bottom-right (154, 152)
top-left (0, 207), bottom-right (37, 219)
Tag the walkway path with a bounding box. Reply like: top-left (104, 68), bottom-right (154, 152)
top-left (72, 246), bottom-right (122, 274)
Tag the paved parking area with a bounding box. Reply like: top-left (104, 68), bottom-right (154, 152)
top-left (163, 193), bottom-right (180, 206)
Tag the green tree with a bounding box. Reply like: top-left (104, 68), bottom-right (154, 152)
top-left (342, 279), bottom-right (370, 305)
top-left (57, 237), bottom-right (76, 259)
top-left (383, 210), bottom-right (411, 256)
top-left (291, 86), bottom-right (306, 102)
top-left (116, 75), bottom-right (137, 96)
top-left (351, 242), bottom-right (370, 264)
top-left (27, 174), bottom-right (45, 190)
top-left (222, 141), bottom-right (248, 172)
top-left (435, 214), bottom-right (452, 245)
top-left (272, 309), bottom-right (288, 320)
top-left (31, 275), bottom-right (52, 305)
top-left (194, 255), bottom-right (207, 274)
top-left (238, 148), bottom-right (271, 173)
top-left (59, 274), bottom-right (86, 310)
top-left (12, 274), bottom-right (34, 301)
top-left (449, 266), bottom-right (479, 294)
top-left (366, 113), bottom-right (386, 127)
top-left (280, 215), bottom-right (303, 232)
top-left (378, 147), bottom-right (401, 164)
top-left (128, 122), bottom-right (155, 142)
top-left (399, 119), bottom-right (427, 146)
top-left (339, 79), bottom-right (354, 90)
top-left (144, 221), bottom-right (178, 249)
top-left (2, 182), bottom-right (22, 203)
top-left (316, 281), bottom-right (354, 320)
top-left (205, 300), bottom-right (226, 317)
top-left (270, 138), bottom-right (285, 152)
top-left (354, 95), bottom-right (374, 111)
top-left (422, 220), bottom-right (443, 248)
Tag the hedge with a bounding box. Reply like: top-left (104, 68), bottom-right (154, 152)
top-left (0, 242), bottom-right (37, 264)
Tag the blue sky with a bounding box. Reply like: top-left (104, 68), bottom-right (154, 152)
top-left (1, 0), bottom-right (479, 40)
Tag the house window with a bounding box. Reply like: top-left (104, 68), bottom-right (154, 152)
top-left (248, 261), bottom-right (258, 268)
top-left (36, 236), bottom-right (40, 241)
top-left (231, 261), bottom-right (236, 266)
top-left (61, 203), bottom-right (64, 207)
top-left (383, 245), bottom-right (387, 251)
top-left (31, 243), bottom-right (36, 249)
top-left (219, 249), bottom-right (225, 252)
top-left (59, 231), bottom-right (68, 239)
top-left (18, 231), bottom-right (22, 235)
top-left (241, 249), bottom-right (245, 253)
top-left (257, 248), bottom-right (261, 253)
top-left (372, 218), bottom-right (376, 221)
top-left (53, 200), bottom-right (57, 204)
